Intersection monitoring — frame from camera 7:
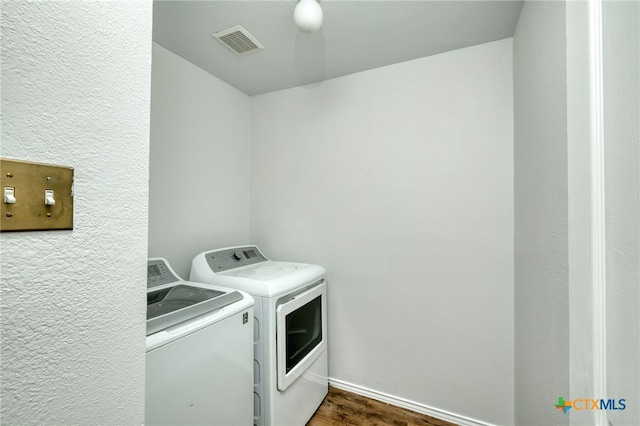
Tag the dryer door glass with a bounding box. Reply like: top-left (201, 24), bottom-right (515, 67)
top-left (285, 295), bottom-right (322, 373)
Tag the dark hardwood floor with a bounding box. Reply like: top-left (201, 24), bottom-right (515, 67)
top-left (307, 386), bottom-right (458, 426)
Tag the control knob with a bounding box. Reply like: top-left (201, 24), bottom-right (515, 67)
top-left (233, 251), bottom-right (244, 260)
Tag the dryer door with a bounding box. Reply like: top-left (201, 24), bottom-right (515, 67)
top-left (276, 280), bottom-right (327, 391)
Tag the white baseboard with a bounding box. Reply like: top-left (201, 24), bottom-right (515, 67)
top-left (328, 378), bottom-right (497, 426)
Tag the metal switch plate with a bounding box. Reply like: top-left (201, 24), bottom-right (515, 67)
top-left (1, 158), bottom-right (74, 232)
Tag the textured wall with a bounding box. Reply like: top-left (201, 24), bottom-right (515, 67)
top-left (513, 2), bottom-right (569, 425)
top-left (603, 1), bottom-right (640, 425)
top-left (249, 39), bottom-right (514, 425)
top-left (148, 44), bottom-right (250, 279)
top-left (1, 1), bottom-right (152, 424)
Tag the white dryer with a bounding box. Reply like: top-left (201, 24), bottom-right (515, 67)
top-left (190, 246), bottom-right (328, 426)
top-left (145, 258), bottom-right (254, 426)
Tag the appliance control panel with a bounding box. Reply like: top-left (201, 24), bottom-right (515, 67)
top-left (147, 258), bottom-right (180, 288)
top-left (205, 245), bottom-right (268, 273)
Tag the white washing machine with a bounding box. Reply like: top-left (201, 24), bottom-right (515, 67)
top-left (190, 246), bottom-right (328, 426)
top-left (145, 258), bottom-right (254, 426)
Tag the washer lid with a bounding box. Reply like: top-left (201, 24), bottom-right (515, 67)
top-left (146, 284), bottom-right (243, 336)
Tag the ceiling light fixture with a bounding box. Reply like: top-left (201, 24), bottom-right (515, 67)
top-left (294, 0), bottom-right (323, 33)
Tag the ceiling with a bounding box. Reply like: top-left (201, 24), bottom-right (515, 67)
top-left (152, 1), bottom-right (523, 96)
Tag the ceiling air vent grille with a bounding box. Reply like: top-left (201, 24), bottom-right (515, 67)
top-left (213, 25), bottom-right (264, 55)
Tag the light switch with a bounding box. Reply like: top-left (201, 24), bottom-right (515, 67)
top-left (44, 189), bottom-right (56, 206)
top-left (1, 158), bottom-right (73, 231)
top-left (4, 187), bottom-right (16, 204)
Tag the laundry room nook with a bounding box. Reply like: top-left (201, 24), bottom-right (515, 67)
top-left (1, 1), bottom-right (638, 426)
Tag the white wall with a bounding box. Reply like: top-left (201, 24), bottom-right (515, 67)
top-left (513, 2), bottom-right (569, 425)
top-left (566, 2), bottom-right (601, 424)
top-left (603, 1), bottom-right (640, 425)
top-left (0, 1), bottom-right (152, 424)
top-left (148, 44), bottom-right (250, 278)
top-left (249, 39), bottom-right (514, 425)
